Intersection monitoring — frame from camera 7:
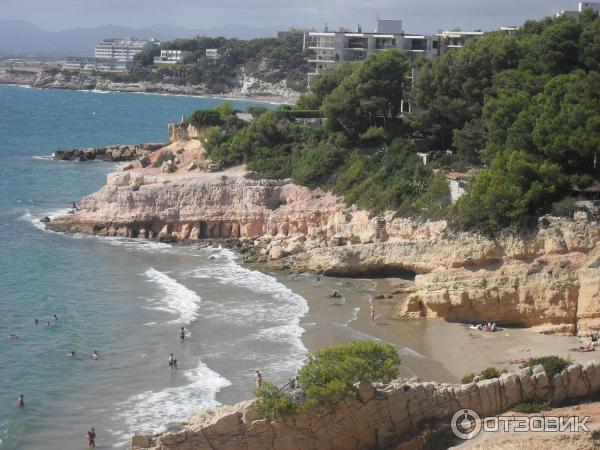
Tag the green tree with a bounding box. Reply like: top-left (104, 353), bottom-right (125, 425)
top-left (298, 340), bottom-right (401, 413)
top-left (452, 118), bottom-right (486, 163)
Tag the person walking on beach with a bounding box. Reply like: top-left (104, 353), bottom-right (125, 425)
top-left (87, 427), bottom-right (96, 447)
top-left (179, 327), bottom-right (185, 341)
top-left (17, 394), bottom-right (24, 408)
top-left (255, 370), bottom-right (262, 388)
top-left (370, 305), bottom-right (375, 324)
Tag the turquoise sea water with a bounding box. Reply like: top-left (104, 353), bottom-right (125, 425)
top-left (0, 86), bottom-right (309, 449)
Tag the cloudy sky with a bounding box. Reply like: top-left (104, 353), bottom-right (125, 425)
top-left (0, 0), bottom-right (582, 33)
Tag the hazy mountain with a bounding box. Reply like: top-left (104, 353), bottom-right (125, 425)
top-left (0, 20), bottom-right (278, 57)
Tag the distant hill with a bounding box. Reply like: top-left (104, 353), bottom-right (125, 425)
top-left (0, 20), bottom-right (278, 57)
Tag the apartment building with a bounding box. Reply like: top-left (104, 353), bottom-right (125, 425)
top-left (154, 50), bottom-right (191, 65)
top-left (436, 30), bottom-right (484, 54)
top-left (558, 1), bottom-right (600, 18)
top-left (205, 49), bottom-right (220, 60)
top-left (307, 19), bottom-right (440, 80)
top-left (95, 37), bottom-right (158, 60)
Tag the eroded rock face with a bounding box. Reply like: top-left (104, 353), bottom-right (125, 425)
top-left (131, 361), bottom-right (600, 450)
top-left (49, 166), bottom-right (600, 335)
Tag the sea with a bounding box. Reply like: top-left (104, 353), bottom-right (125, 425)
top-left (0, 85), bottom-right (310, 449)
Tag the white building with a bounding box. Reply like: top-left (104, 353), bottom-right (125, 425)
top-left (63, 57), bottom-right (129, 72)
top-left (154, 50), bottom-right (191, 65)
top-left (557, 1), bottom-right (600, 18)
top-left (205, 49), bottom-right (220, 60)
top-left (436, 30), bottom-right (484, 54)
top-left (307, 19), bottom-right (439, 80)
top-left (93, 37), bottom-right (158, 71)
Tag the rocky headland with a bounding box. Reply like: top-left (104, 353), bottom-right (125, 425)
top-left (47, 130), bottom-right (600, 336)
top-left (0, 69), bottom-right (299, 101)
top-left (131, 360), bottom-right (600, 449)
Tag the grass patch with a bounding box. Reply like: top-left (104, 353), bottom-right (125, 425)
top-left (513, 401), bottom-right (551, 414)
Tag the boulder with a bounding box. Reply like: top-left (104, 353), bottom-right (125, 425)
top-left (270, 246), bottom-right (284, 260)
top-left (161, 160), bottom-right (176, 173)
top-left (330, 290), bottom-right (343, 298)
top-left (40, 216), bottom-right (51, 223)
top-left (187, 162), bottom-right (197, 171)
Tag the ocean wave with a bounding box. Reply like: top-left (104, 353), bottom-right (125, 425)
top-left (185, 249), bottom-right (309, 375)
top-left (144, 268), bottom-right (201, 324)
top-left (31, 155), bottom-right (54, 160)
top-left (112, 359), bottom-right (230, 444)
top-left (21, 208), bottom-right (72, 232)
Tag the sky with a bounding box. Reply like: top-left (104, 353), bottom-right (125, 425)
top-left (0, 0), bottom-right (584, 34)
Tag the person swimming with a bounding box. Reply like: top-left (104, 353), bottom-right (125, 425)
top-left (92, 350), bottom-right (100, 360)
top-left (69, 351), bottom-right (77, 358)
top-left (34, 318), bottom-right (39, 326)
top-left (17, 395), bottom-right (24, 408)
top-left (9, 333), bottom-right (20, 340)
top-left (52, 314), bottom-right (58, 321)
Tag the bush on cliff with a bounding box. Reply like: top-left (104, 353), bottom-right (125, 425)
top-left (461, 366), bottom-right (502, 384)
top-left (513, 401), bottom-right (550, 413)
top-left (188, 109), bottom-right (223, 128)
top-left (521, 355), bottom-right (571, 378)
top-left (255, 340), bottom-right (401, 417)
top-left (255, 382), bottom-right (297, 419)
top-left (298, 340), bottom-right (401, 414)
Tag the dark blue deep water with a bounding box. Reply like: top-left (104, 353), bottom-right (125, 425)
top-left (0, 86), bottom-right (309, 449)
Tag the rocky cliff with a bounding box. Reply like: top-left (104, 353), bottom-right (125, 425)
top-left (131, 360), bottom-right (600, 449)
top-left (47, 139), bottom-right (600, 335)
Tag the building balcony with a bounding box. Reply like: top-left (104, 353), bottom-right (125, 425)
top-left (307, 59), bottom-right (336, 63)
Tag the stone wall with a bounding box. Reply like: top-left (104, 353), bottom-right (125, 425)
top-left (131, 361), bottom-right (600, 450)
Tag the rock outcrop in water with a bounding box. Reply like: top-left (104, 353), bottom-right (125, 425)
top-left (48, 138), bottom-right (600, 335)
top-left (131, 360), bottom-right (600, 449)
top-left (53, 143), bottom-right (163, 162)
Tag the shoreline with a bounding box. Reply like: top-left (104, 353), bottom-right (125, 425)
top-left (0, 79), bottom-right (298, 105)
top-left (279, 273), bottom-right (597, 385)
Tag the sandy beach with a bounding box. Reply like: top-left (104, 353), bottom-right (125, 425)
top-left (278, 273), bottom-right (598, 384)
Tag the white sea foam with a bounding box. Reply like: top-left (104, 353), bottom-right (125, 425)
top-left (112, 359), bottom-right (231, 444)
top-left (144, 268), bottom-right (201, 324)
top-left (185, 248), bottom-right (309, 374)
top-left (31, 155), bottom-right (54, 160)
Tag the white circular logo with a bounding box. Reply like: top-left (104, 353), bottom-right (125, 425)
top-left (451, 408), bottom-right (481, 440)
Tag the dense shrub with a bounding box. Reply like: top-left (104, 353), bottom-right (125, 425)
top-left (255, 382), bottom-right (297, 419)
top-left (521, 356), bottom-right (571, 378)
top-left (188, 109), bottom-right (223, 128)
top-left (298, 340), bottom-right (401, 414)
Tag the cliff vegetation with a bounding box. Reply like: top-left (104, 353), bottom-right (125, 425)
top-left (193, 11), bottom-right (600, 233)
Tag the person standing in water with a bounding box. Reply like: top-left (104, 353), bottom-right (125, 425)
top-left (370, 305), bottom-right (375, 324)
top-left (17, 394), bottom-right (24, 408)
top-left (255, 370), bottom-right (263, 388)
top-left (168, 353), bottom-right (178, 369)
top-left (34, 318), bottom-right (39, 326)
top-left (179, 327), bottom-right (185, 341)
top-left (87, 427), bottom-right (96, 447)
top-left (92, 350), bottom-right (100, 360)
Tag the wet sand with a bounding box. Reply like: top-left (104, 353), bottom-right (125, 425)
top-left (278, 273), bottom-right (597, 384)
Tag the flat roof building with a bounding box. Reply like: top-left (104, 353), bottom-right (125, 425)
top-left (154, 50), bottom-right (191, 65)
top-left (307, 19), bottom-right (440, 81)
